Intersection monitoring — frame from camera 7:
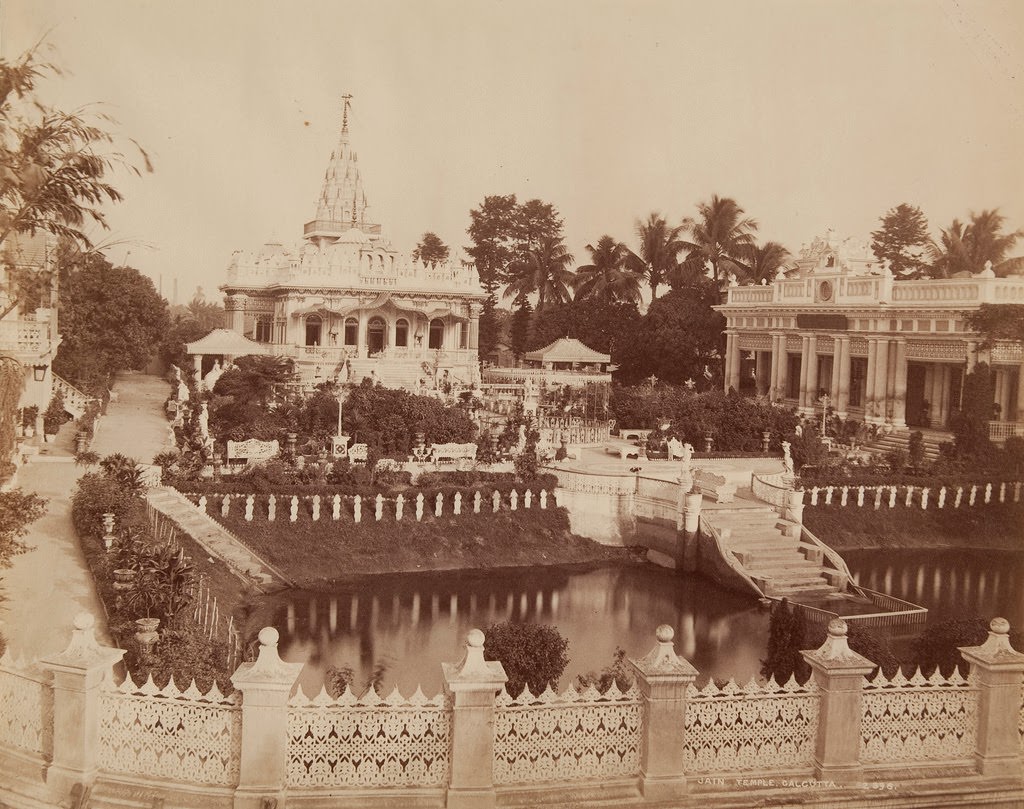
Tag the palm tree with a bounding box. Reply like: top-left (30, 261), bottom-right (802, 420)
top-left (679, 195), bottom-right (759, 285)
top-left (928, 209), bottom-right (1023, 277)
top-left (629, 212), bottom-right (684, 301)
top-left (733, 240), bottom-right (791, 285)
top-left (574, 235), bottom-right (642, 305)
top-left (504, 235), bottom-right (575, 311)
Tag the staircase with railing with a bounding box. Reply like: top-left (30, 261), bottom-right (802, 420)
top-left (52, 375), bottom-right (96, 419)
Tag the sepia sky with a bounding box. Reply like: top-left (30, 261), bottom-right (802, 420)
top-left (3, 0), bottom-right (1023, 302)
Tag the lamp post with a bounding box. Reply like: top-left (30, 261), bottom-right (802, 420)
top-left (819, 393), bottom-right (831, 435)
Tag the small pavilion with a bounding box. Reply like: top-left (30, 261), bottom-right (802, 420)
top-left (523, 338), bottom-right (612, 374)
top-left (185, 328), bottom-right (268, 382)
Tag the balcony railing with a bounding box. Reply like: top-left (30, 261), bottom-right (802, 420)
top-left (988, 421), bottom-right (1024, 441)
top-left (0, 319), bottom-right (51, 353)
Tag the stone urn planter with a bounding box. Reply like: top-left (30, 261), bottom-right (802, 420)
top-left (74, 431), bottom-right (89, 453)
top-left (112, 568), bottom-right (136, 591)
top-left (134, 617), bottom-right (161, 655)
top-left (704, 435), bottom-right (714, 453)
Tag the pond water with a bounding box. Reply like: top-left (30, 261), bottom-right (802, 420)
top-left (261, 550), bottom-right (1024, 696)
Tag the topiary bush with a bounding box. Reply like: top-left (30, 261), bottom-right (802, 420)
top-left (484, 621), bottom-right (569, 698)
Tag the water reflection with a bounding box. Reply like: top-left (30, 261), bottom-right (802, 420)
top-left (256, 565), bottom-right (768, 695)
top-left (843, 549), bottom-right (1024, 627)
top-left (260, 550), bottom-right (1024, 695)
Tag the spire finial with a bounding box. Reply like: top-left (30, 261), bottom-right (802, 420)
top-left (341, 93), bottom-right (353, 134)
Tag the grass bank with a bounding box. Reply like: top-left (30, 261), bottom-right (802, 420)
top-left (804, 502), bottom-right (1024, 551)
top-left (213, 506), bottom-right (637, 588)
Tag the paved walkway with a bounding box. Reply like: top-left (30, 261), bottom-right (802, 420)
top-left (0, 372), bottom-right (174, 661)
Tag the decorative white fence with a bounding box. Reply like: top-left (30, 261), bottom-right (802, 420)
top-left (1, 617), bottom-right (1023, 808)
top-left (804, 480), bottom-right (1022, 510)
top-left (97, 673), bottom-right (241, 787)
top-left (287, 685), bottom-right (450, 788)
top-left (493, 681), bottom-right (642, 784)
top-left (684, 676), bottom-right (818, 772)
top-left (185, 486), bottom-right (557, 525)
top-left (0, 652), bottom-right (51, 757)
top-left (751, 472), bottom-right (791, 508)
top-left (861, 668), bottom-right (977, 765)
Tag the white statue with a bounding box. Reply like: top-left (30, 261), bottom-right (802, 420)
top-left (202, 359), bottom-right (223, 392)
top-left (514, 423), bottom-right (527, 454)
top-left (782, 440), bottom-right (794, 477)
top-left (198, 402), bottom-right (210, 442)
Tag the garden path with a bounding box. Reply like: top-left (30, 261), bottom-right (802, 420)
top-left (89, 371), bottom-right (177, 462)
top-left (0, 372), bottom-right (174, 661)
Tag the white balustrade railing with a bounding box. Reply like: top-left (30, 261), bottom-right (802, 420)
top-left (493, 681), bottom-right (642, 784)
top-left (988, 421), bottom-right (1024, 441)
top-left (751, 472), bottom-right (791, 508)
top-left (802, 480), bottom-right (1021, 510)
top-left (684, 676), bottom-right (818, 773)
top-left (97, 674), bottom-right (241, 786)
top-left (0, 653), bottom-right (51, 757)
top-left (287, 685), bottom-right (450, 788)
top-left (861, 668), bottom-right (977, 765)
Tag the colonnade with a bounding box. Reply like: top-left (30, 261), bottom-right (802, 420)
top-left (728, 330), bottom-right (1024, 429)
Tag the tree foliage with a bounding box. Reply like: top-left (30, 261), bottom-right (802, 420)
top-left (574, 235), bottom-right (642, 305)
top-left (760, 599), bottom-right (810, 684)
top-left (911, 617), bottom-right (1022, 677)
top-left (412, 231), bottom-right (450, 264)
top-left (964, 303), bottom-right (1024, 348)
top-left (0, 47), bottom-right (149, 250)
top-left (870, 203), bottom-right (930, 278)
top-left (614, 285), bottom-right (724, 385)
top-left (630, 212), bottom-right (684, 300)
top-left (484, 621), bottom-right (569, 697)
top-left (505, 235), bottom-right (574, 311)
top-left (527, 296), bottom-right (641, 365)
top-left (928, 209), bottom-right (1023, 278)
top-left (54, 251), bottom-right (170, 393)
top-left (732, 240), bottom-right (790, 285)
top-left (679, 195), bottom-right (758, 285)
top-left (0, 488), bottom-right (47, 569)
top-left (950, 362), bottom-right (995, 458)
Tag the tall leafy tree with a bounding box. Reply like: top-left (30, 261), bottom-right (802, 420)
top-left (630, 212), bottom-right (683, 301)
top-left (679, 195), bottom-right (758, 285)
top-left (54, 251), bottom-right (170, 393)
top-left (615, 284), bottom-right (724, 385)
top-left (870, 203), bottom-right (930, 278)
top-left (574, 235), bottom-right (642, 305)
top-left (412, 231), bottom-right (450, 264)
top-left (504, 235), bottom-right (574, 312)
top-left (929, 209), bottom-right (1023, 277)
top-left (510, 297), bottom-right (533, 359)
top-left (466, 195), bottom-right (519, 357)
top-left (733, 240), bottom-right (791, 285)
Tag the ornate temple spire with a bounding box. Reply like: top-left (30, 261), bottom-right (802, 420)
top-left (305, 94), bottom-right (380, 241)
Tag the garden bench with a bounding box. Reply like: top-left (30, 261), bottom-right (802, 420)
top-left (618, 428), bottom-right (652, 443)
top-left (348, 443), bottom-right (369, 463)
top-left (430, 442), bottom-right (477, 464)
top-left (695, 470), bottom-right (736, 503)
top-left (605, 444), bottom-right (642, 460)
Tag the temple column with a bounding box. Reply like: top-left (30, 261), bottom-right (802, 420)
top-left (725, 332), bottom-right (741, 392)
top-left (769, 334), bottom-right (781, 401)
top-left (468, 303), bottom-right (482, 352)
top-left (225, 293), bottom-right (246, 334)
top-left (357, 310), bottom-right (368, 358)
top-left (192, 353), bottom-right (202, 383)
top-left (892, 339), bottom-right (908, 428)
top-left (865, 339), bottom-right (878, 418)
top-left (998, 368), bottom-right (1013, 421)
top-left (798, 335), bottom-right (811, 409)
top-left (754, 350), bottom-right (769, 396)
top-left (777, 340), bottom-right (789, 402)
top-left (805, 334), bottom-right (819, 412)
top-left (871, 338), bottom-right (889, 423)
top-left (836, 337), bottom-right (851, 417)
top-left (931, 365), bottom-right (947, 427)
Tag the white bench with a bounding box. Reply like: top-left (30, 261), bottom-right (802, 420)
top-left (696, 470), bottom-right (736, 503)
top-left (431, 442), bottom-right (477, 464)
top-left (605, 444), bottom-right (643, 460)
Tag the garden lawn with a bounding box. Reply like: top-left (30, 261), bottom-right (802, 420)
top-left (214, 506), bottom-right (633, 587)
top-left (804, 502), bottom-right (1024, 551)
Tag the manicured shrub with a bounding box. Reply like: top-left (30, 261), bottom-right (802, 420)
top-left (911, 617), bottom-right (1023, 677)
top-left (760, 599), bottom-right (810, 684)
top-left (484, 621), bottom-right (569, 697)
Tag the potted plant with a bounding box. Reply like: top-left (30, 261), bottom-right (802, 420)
top-left (22, 405), bottom-right (39, 437)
